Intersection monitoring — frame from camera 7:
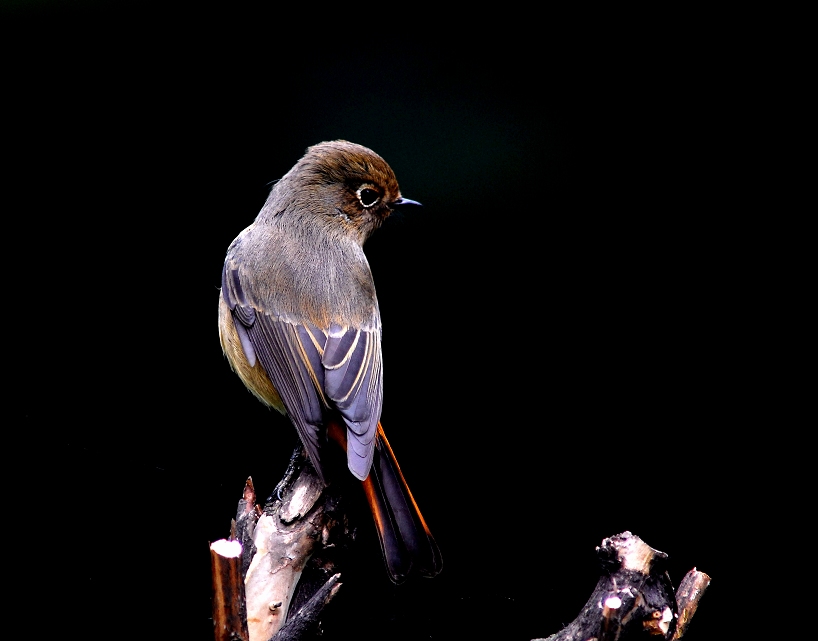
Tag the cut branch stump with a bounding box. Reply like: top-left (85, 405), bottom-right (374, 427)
top-left (534, 531), bottom-right (711, 641)
top-left (210, 463), bottom-right (711, 641)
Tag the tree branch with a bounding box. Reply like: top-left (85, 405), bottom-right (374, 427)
top-left (212, 482), bottom-right (711, 641)
top-left (210, 452), bottom-right (353, 641)
top-left (534, 531), bottom-right (711, 641)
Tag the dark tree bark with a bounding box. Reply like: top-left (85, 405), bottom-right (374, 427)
top-left (534, 531), bottom-right (711, 641)
top-left (210, 463), bottom-right (710, 641)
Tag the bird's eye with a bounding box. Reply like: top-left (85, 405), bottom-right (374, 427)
top-left (357, 185), bottom-right (381, 208)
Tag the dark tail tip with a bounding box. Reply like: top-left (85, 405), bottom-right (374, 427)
top-left (362, 428), bottom-right (442, 584)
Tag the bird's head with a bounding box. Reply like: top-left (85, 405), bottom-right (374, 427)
top-left (280, 140), bottom-right (422, 244)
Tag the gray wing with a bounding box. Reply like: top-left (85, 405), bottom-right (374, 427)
top-left (323, 321), bottom-right (382, 480)
top-left (221, 259), bottom-right (382, 483)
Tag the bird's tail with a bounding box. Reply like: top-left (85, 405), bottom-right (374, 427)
top-left (361, 422), bottom-right (443, 584)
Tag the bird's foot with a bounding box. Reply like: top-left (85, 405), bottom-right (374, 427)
top-left (268, 444), bottom-right (307, 502)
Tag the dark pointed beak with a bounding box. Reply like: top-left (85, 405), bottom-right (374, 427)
top-left (391, 196), bottom-right (422, 208)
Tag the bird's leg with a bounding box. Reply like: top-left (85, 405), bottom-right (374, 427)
top-left (269, 444), bottom-right (307, 502)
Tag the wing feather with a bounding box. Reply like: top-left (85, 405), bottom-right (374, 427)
top-left (222, 244), bottom-right (382, 482)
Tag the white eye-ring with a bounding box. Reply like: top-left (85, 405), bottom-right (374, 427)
top-left (356, 184), bottom-right (381, 208)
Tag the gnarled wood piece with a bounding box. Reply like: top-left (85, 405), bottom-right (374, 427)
top-left (534, 531), bottom-right (710, 641)
top-left (213, 487), bottom-right (711, 640)
top-left (672, 568), bottom-right (711, 640)
top-left (211, 451), bottom-right (353, 641)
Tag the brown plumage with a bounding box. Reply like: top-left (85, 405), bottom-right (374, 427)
top-left (218, 140), bottom-right (441, 583)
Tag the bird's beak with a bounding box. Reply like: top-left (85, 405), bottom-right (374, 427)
top-left (391, 196), bottom-right (422, 208)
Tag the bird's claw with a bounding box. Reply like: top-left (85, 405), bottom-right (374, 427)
top-left (268, 444), bottom-right (307, 503)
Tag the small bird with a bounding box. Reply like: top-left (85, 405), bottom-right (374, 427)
top-left (218, 140), bottom-right (442, 583)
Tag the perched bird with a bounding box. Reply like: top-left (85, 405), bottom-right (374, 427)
top-left (218, 140), bottom-right (442, 583)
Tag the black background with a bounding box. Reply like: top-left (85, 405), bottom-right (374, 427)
top-left (6, 3), bottom-right (747, 639)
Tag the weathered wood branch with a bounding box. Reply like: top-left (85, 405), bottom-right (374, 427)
top-left (672, 567), bottom-right (711, 640)
top-left (210, 449), bottom-right (352, 641)
top-left (210, 538), bottom-right (249, 641)
top-left (270, 573), bottom-right (342, 641)
top-left (534, 531), bottom-right (710, 641)
top-left (211, 470), bottom-right (711, 641)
